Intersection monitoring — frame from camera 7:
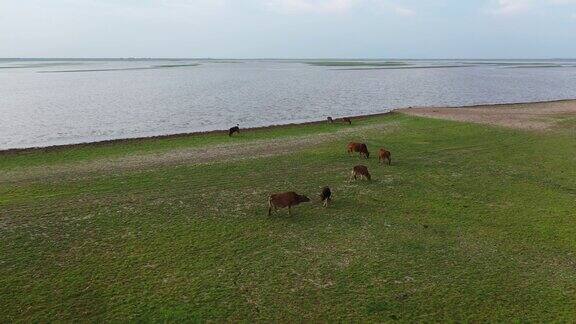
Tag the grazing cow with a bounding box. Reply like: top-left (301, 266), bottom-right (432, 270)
top-left (347, 142), bottom-right (370, 159)
top-left (320, 186), bottom-right (332, 207)
top-left (228, 124), bottom-right (240, 137)
top-left (350, 165), bottom-right (371, 181)
top-left (268, 192), bottom-right (310, 216)
top-left (378, 148), bottom-right (392, 165)
top-left (327, 117), bottom-right (334, 124)
top-left (343, 117), bottom-right (352, 125)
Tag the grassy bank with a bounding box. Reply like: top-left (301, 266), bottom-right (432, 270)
top-left (1, 113), bottom-right (575, 321)
top-left (306, 61), bottom-right (408, 67)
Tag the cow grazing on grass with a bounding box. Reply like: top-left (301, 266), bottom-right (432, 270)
top-left (343, 117), bottom-right (352, 125)
top-left (320, 186), bottom-right (332, 207)
top-left (228, 124), bottom-right (240, 137)
top-left (327, 117), bottom-right (334, 124)
top-left (378, 148), bottom-right (392, 165)
top-left (347, 142), bottom-right (370, 159)
top-left (268, 192), bottom-right (310, 216)
top-left (351, 165), bottom-right (371, 181)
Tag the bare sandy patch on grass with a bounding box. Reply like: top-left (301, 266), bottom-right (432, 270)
top-left (398, 100), bottom-right (576, 130)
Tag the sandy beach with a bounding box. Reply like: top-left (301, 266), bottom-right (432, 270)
top-left (398, 99), bottom-right (576, 130)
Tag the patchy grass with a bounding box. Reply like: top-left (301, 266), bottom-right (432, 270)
top-left (306, 61), bottom-right (408, 67)
top-left (549, 114), bottom-right (576, 133)
top-left (38, 64), bottom-right (200, 73)
top-left (1, 113), bottom-right (576, 322)
top-left (0, 117), bottom-right (387, 171)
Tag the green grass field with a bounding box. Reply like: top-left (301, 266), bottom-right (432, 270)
top-left (1, 113), bottom-right (575, 322)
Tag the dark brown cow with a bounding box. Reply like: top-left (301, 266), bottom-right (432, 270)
top-left (228, 124), bottom-right (240, 137)
top-left (268, 192), bottom-right (310, 216)
top-left (320, 186), bottom-right (332, 207)
top-left (343, 117), bottom-right (352, 125)
top-left (378, 148), bottom-right (392, 165)
top-left (327, 117), bottom-right (334, 124)
top-left (350, 165), bottom-right (371, 181)
top-left (347, 142), bottom-right (370, 159)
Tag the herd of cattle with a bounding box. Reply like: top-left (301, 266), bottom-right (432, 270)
top-left (228, 117), bottom-right (393, 216)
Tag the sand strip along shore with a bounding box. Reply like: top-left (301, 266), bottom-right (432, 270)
top-left (398, 100), bottom-right (576, 130)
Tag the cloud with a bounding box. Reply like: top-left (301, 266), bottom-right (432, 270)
top-left (265, 0), bottom-right (356, 14)
top-left (490, 0), bottom-right (532, 15)
top-left (489, 0), bottom-right (576, 16)
top-left (383, 3), bottom-right (416, 16)
top-left (548, 0), bottom-right (576, 4)
top-left (265, 0), bottom-right (415, 16)
top-left (73, 0), bottom-right (227, 20)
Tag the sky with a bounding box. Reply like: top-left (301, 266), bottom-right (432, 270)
top-left (1, 0), bottom-right (575, 58)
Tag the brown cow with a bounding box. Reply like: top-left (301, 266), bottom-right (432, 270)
top-left (320, 186), bottom-right (332, 207)
top-left (347, 142), bottom-right (370, 159)
top-left (327, 117), bottom-right (334, 124)
top-left (268, 192), bottom-right (310, 216)
top-left (350, 165), bottom-right (371, 181)
top-left (378, 148), bottom-right (392, 165)
top-left (343, 117), bottom-right (352, 125)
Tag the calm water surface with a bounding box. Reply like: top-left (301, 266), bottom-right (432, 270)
top-left (1, 59), bottom-right (576, 150)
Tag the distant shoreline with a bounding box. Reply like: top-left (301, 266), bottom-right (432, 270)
top-left (2, 57), bottom-right (576, 61)
top-left (1, 98), bottom-right (574, 155)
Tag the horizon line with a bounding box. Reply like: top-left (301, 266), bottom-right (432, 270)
top-left (2, 57), bottom-right (576, 61)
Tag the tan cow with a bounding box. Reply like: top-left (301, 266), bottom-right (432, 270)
top-left (350, 165), bottom-right (371, 181)
top-left (378, 148), bottom-right (392, 165)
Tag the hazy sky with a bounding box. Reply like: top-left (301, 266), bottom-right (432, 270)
top-left (2, 0), bottom-right (575, 58)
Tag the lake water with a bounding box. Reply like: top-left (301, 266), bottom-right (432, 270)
top-left (1, 59), bottom-right (576, 150)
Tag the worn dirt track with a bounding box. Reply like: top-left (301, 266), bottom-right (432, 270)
top-left (1, 123), bottom-right (396, 183)
top-left (4, 100), bottom-right (576, 183)
top-left (398, 100), bottom-right (576, 130)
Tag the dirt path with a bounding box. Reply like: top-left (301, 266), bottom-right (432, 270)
top-left (1, 122), bottom-right (397, 183)
top-left (6, 99), bottom-right (575, 184)
top-left (398, 100), bottom-right (576, 130)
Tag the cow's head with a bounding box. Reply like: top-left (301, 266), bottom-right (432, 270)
top-left (298, 195), bottom-right (311, 203)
